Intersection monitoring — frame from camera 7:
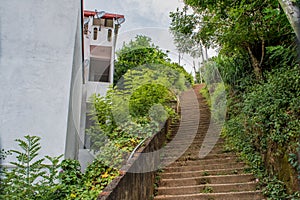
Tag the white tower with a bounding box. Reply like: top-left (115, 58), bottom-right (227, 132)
top-left (78, 10), bottom-right (125, 168)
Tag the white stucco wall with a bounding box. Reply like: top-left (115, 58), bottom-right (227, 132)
top-left (91, 26), bottom-right (114, 47)
top-left (0, 0), bottom-right (82, 164)
top-left (85, 82), bottom-right (111, 101)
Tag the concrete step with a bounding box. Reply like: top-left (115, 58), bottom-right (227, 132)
top-left (162, 154), bottom-right (237, 164)
top-left (163, 161), bottom-right (245, 173)
top-left (171, 152), bottom-right (236, 161)
top-left (180, 149), bottom-right (230, 158)
top-left (170, 122), bottom-right (212, 128)
top-left (167, 139), bottom-right (224, 146)
top-left (165, 141), bottom-right (225, 148)
top-left (154, 191), bottom-right (264, 200)
top-left (160, 167), bottom-right (246, 179)
top-left (157, 182), bottom-right (258, 195)
top-left (168, 156), bottom-right (239, 167)
top-left (163, 144), bottom-right (228, 154)
top-left (159, 174), bottom-right (255, 187)
top-left (163, 146), bottom-right (227, 156)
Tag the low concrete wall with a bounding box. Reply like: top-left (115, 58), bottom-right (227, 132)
top-left (98, 120), bottom-right (170, 200)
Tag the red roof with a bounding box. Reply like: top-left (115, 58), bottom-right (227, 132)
top-left (84, 10), bottom-right (124, 19)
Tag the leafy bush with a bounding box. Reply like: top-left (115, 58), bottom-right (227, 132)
top-left (289, 145), bottom-right (300, 180)
top-left (114, 35), bottom-right (169, 85)
top-left (0, 135), bottom-right (119, 200)
top-left (265, 45), bottom-right (298, 71)
top-left (58, 159), bottom-right (119, 200)
top-left (242, 66), bottom-right (300, 149)
top-left (114, 35), bottom-right (194, 86)
top-left (0, 136), bottom-right (49, 199)
top-left (129, 83), bottom-right (174, 118)
top-left (262, 176), bottom-right (300, 200)
top-left (199, 85), bottom-right (211, 106)
top-left (222, 65), bottom-right (300, 196)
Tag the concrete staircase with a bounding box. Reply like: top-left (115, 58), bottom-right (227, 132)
top-left (154, 85), bottom-right (264, 200)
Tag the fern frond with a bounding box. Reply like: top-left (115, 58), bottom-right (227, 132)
top-left (14, 139), bottom-right (28, 151)
top-left (10, 161), bottom-right (25, 169)
top-left (29, 143), bottom-right (41, 152)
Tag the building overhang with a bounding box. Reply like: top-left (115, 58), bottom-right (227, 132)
top-left (84, 10), bottom-right (124, 20)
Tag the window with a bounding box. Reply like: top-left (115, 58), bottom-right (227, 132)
top-left (107, 29), bottom-right (112, 42)
top-left (93, 27), bottom-right (98, 40)
top-left (89, 57), bottom-right (110, 82)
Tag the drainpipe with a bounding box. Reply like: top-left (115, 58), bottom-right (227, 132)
top-left (110, 20), bottom-right (118, 85)
top-left (81, 0), bottom-right (85, 84)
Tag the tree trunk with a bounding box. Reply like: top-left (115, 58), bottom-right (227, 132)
top-left (278, 0), bottom-right (300, 42)
top-left (246, 46), bottom-right (262, 80)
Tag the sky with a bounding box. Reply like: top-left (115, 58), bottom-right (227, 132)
top-left (84, 0), bottom-right (216, 74)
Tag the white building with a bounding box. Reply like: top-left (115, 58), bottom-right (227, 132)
top-left (79, 11), bottom-right (125, 168)
top-left (0, 0), bottom-right (83, 166)
top-left (0, 1), bottom-right (124, 168)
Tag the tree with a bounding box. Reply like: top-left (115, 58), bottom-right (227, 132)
top-left (114, 35), bottom-right (168, 85)
top-left (169, 6), bottom-right (204, 59)
top-left (169, 6), bottom-right (208, 81)
top-left (114, 35), bottom-right (193, 85)
top-left (170, 0), bottom-right (294, 80)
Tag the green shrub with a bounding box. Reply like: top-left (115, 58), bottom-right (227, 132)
top-left (0, 135), bottom-right (63, 200)
top-left (199, 85), bottom-right (211, 106)
top-left (0, 135), bottom-right (120, 200)
top-left (129, 83), bottom-right (174, 118)
top-left (222, 66), bottom-right (300, 196)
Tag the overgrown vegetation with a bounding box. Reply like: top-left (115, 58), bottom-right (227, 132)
top-left (114, 35), bottom-right (194, 86)
top-left (170, 0), bottom-right (300, 198)
top-left (0, 135), bottom-right (119, 200)
top-left (222, 65), bottom-right (300, 197)
top-left (86, 35), bottom-right (193, 170)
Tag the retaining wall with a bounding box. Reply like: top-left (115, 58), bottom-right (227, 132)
top-left (98, 120), bottom-right (170, 200)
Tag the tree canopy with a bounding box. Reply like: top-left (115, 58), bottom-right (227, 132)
top-left (114, 35), bottom-right (168, 85)
top-left (170, 0), bottom-right (296, 80)
top-left (114, 35), bottom-right (193, 85)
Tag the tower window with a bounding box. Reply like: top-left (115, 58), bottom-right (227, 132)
top-left (89, 57), bottom-right (110, 82)
top-left (107, 29), bottom-right (112, 42)
top-left (93, 27), bottom-right (98, 40)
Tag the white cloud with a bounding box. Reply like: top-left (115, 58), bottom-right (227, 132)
top-left (84, 0), bottom-right (184, 30)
